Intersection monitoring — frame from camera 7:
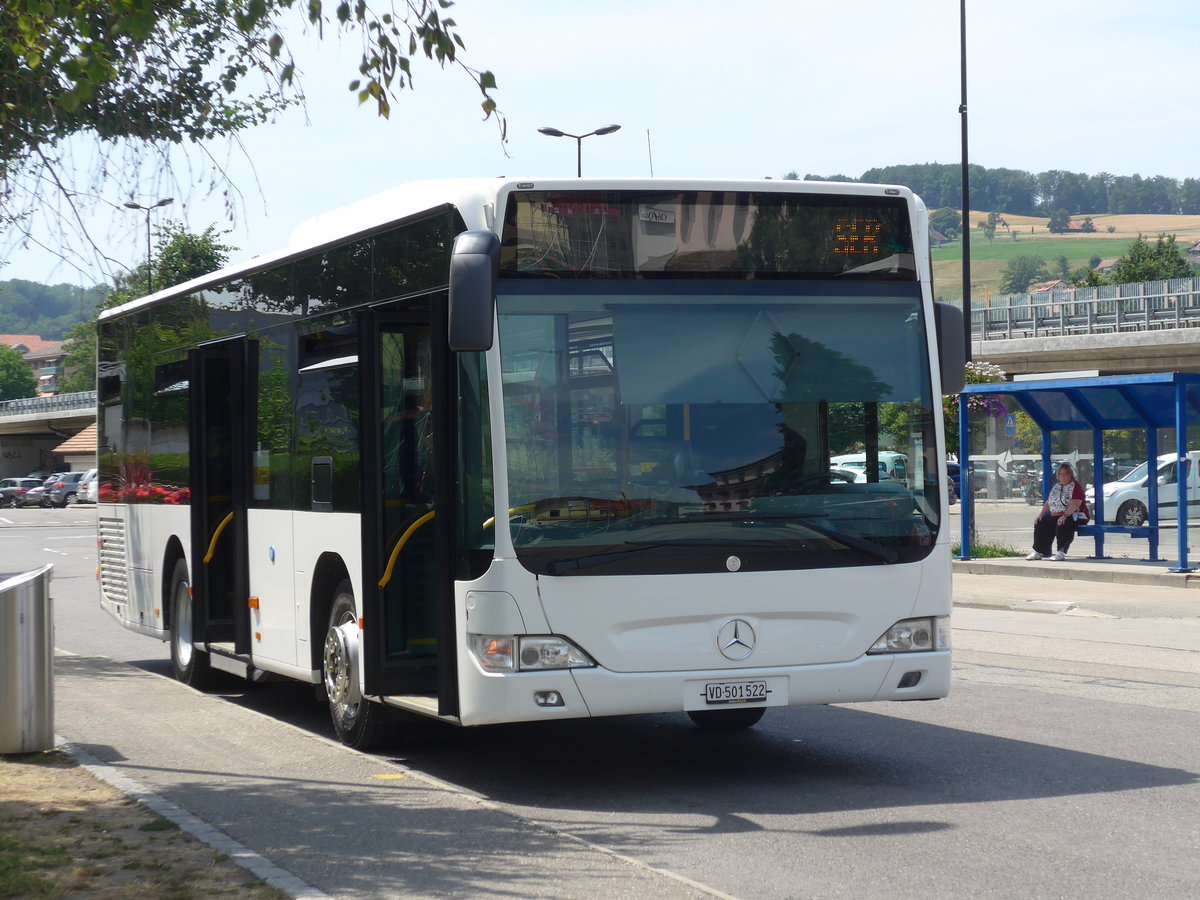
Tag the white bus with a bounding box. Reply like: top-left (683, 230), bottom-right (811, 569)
top-left (96, 178), bottom-right (965, 749)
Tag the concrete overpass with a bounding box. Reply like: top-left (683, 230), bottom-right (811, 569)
top-left (972, 327), bottom-right (1200, 377)
top-left (971, 278), bottom-right (1200, 377)
top-left (0, 391), bottom-right (96, 477)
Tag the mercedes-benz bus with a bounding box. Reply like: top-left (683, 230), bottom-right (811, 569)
top-left (97, 178), bottom-right (965, 749)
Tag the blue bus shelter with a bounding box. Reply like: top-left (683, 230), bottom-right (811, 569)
top-left (957, 371), bottom-right (1200, 572)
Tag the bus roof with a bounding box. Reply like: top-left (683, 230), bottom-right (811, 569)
top-left (99, 177), bottom-right (922, 323)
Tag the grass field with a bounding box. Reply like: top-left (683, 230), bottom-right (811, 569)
top-left (930, 212), bottom-right (1200, 301)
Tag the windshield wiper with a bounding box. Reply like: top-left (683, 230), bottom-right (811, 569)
top-left (640, 513), bottom-right (898, 564)
top-left (546, 543), bottom-right (674, 575)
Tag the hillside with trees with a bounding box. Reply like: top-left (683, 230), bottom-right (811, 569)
top-left (0, 279), bottom-right (105, 339)
top-left (798, 163), bottom-right (1200, 217)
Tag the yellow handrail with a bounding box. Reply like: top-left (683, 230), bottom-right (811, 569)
top-left (481, 507), bottom-right (528, 530)
top-left (203, 511), bottom-right (235, 565)
top-left (378, 510), bottom-right (436, 589)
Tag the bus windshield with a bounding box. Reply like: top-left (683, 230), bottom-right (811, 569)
top-left (497, 282), bottom-right (940, 576)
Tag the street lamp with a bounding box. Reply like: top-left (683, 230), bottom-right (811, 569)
top-left (537, 124), bottom-right (621, 177)
top-left (123, 197), bottom-right (174, 294)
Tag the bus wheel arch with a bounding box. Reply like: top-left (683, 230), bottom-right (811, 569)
top-left (160, 538), bottom-right (187, 632)
top-left (309, 553), bottom-right (351, 672)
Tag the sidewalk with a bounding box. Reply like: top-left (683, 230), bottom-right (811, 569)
top-left (50, 653), bottom-right (719, 900)
top-left (953, 555), bottom-right (1200, 619)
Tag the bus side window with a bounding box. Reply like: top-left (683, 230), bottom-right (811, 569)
top-left (312, 457), bottom-right (334, 511)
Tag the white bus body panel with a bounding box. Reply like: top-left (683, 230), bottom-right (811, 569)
top-left (453, 548), bottom-right (951, 726)
top-left (99, 504), bottom-right (190, 639)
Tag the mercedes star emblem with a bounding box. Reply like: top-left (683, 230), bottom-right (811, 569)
top-left (717, 618), bottom-right (756, 661)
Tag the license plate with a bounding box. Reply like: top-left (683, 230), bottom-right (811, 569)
top-left (705, 680), bottom-right (768, 705)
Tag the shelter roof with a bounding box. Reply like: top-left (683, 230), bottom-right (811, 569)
top-left (960, 371), bottom-right (1200, 431)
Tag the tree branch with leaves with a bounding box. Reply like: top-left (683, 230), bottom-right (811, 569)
top-left (0, 1), bottom-right (502, 273)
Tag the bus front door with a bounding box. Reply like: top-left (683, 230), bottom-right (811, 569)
top-left (188, 338), bottom-right (252, 655)
top-left (360, 310), bottom-right (456, 712)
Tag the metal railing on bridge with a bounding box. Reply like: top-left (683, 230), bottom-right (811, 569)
top-left (0, 390), bottom-right (96, 418)
top-left (971, 277), bottom-right (1200, 341)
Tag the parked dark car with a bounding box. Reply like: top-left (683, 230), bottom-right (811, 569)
top-left (45, 471), bottom-right (89, 507)
top-left (0, 477), bottom-right (45, 508)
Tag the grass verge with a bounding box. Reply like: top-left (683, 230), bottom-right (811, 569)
top-left (0, 750), bottom-right (288, 899)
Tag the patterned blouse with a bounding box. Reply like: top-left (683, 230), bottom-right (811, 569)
top-left (1047, 479), bottom-right (1083, 515)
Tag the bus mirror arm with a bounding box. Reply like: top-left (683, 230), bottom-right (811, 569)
top-left (934, 302), bottom-right (966, 394)
top-left (448, 230), bottom-right (500, 352)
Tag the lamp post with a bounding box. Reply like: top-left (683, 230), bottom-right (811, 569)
top-left (537, 124), bottom-right (621, 177)
top-left (123, 197), bottom-right (174, 294)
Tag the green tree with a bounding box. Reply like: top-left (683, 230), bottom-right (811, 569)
top-left (58, 223), bottom-right (233, 392)
top-left (1047, 209), bottom-right (1071, 233)
top-left (929, 207), bottom-right (961, 239)
top-left (0, 343), bottom-right (38, 400)
top-left (1, 1), bottom-right (500, 262)
top-left (1106, 234), bottom-right (1195, 284)
top-left (999, 255), bottom-right (1049, 294)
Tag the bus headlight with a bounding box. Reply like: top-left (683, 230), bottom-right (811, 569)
top-left (518, 636), bottom-right (595, 670)
top-left (470, 635), bottom-right (595, 671)
top-left (867, 616), bottom-right (950, 654)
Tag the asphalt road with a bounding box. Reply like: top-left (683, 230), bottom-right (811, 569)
top-left (5, 508), bottom-right (1199, 899)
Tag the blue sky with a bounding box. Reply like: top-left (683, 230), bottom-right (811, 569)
top-left (3, 0), bottom-right (1198, 286)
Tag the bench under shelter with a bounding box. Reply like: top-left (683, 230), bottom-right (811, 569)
top-left (956, 371), bottom-right (1200, 572)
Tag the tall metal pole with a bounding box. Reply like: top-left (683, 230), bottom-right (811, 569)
top-left (123, 197), bottom-right (173, 295)
top-left (960, 0), bottom-right (972, 361)
top-left (144, 211), bottom-right (153, 294)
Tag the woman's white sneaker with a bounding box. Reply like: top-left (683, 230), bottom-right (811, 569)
top-left (1026, 551), bottom-right (1044, 560)
top-left (1050, 551), bottom-right (1066, 560)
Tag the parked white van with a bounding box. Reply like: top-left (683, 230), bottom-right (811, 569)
top-left (1088, 451), bottom-right (1200, 527)
top-left (829, 452), bottom-right (909, 481)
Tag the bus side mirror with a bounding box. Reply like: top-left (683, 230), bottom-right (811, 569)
top-left (934, 302), bottom-right (966, 394)
top-left (448, 230), bottom-right (499, 352)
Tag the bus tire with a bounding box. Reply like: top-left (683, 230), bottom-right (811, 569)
top-left (169, 558), bottom-right (215, 688)
top-left (687, 706), bottom-right (766, 730)
top-left (323, 581), bottom-right (391, 751)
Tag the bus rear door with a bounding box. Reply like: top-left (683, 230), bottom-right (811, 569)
top-left (188, 338), bottom-right (253, 657)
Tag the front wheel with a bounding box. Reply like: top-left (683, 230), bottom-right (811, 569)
top-left (323, 581), bottom-right (392, 750)
top-left (169, 558), bottom-right (215, 687)
top-left (1116, 499), bottom-right (1148, 527)
top-left (687, 706), bottom-right (767, 730)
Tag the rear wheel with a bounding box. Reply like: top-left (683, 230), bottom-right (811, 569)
top-left (169, 558), bottom-right (215, 687)
top-left (1116, 499), bottom-right (1148, 527)
top-left (687, 706), bottom-right (767, 730)
top-left (323, 581), bottom-right (393, 750)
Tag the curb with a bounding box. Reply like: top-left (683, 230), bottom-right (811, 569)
top-left (58, 736), bottom-right (330, 900)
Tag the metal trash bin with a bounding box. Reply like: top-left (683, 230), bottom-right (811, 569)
top-left (1, 565), bottom-right (54, 753)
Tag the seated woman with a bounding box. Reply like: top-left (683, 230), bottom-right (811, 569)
top-left (1027, 462), bottom-right (1087, 561)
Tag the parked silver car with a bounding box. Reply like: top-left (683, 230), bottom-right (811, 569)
top-left (24, 474), bottom-right (62, 508)
top-left (0, 477), bottom-right (45, 508)
top-left (45, 471), bottom-right (90, 507)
